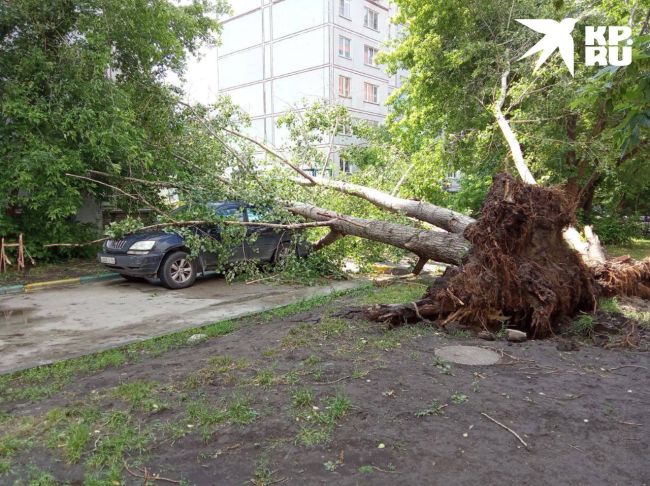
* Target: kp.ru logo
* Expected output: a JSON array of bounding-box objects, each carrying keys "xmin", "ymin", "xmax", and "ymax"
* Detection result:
[{"xmin": 516, "ymin": 18, "xmax": 633, "ymax": 76}]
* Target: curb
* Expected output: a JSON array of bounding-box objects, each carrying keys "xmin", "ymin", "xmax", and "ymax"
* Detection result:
[{"xmin": 0, "ymin": 273, "xmax": 120, "ymax": 296}]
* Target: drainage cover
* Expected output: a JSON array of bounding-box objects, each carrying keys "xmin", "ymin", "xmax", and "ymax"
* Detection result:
[{"xmin": 434, "ymin": 345, "xmax": 500, "ymax": 365}]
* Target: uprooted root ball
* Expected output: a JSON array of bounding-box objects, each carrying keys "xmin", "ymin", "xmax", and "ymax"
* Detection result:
[{"xmin": 369, "ymin": 173, "xmax": 601, "ymax": 338}]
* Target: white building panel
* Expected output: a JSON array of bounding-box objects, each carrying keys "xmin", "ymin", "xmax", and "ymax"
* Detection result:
[
  {"xmin": 220, "ymin": 10, "xmax": 262, "ymax": 55},
  {"xmin": 218, "ymin": 47, "xmax": 264, "ymax": 89},
  {"xmin": 272, "ymin": 28, "xmax": 328, "ymax": 77},
  {"xmin": 272, "ymin": 0, "xmax": 327, "ymax": 39},
  {"xmin": 272, "ymin": 67, "xmax": 330, "ymax": 113}
]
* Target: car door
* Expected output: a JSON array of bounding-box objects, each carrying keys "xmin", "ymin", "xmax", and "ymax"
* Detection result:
[
  {"xmin": 203, "ymin": 203, "xmax": 247, "ymax": 267},
  {"xmin": 244, "ymin": 206, "xmax": 283, "ymax": 261}
]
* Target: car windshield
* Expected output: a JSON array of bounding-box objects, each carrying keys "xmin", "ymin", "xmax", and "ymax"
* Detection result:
[
  {"xmin": 171, "ymin": 202, "xmax": 244, "ymax": 221},
  {"xmin": 207, "ymin": 203, "xmax": 244, "ymax": 220}
]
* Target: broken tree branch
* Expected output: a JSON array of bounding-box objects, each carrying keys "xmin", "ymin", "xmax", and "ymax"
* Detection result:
[
  {"xmin": 481, "ymin": 412, "xmax": 529, "ymax": 449},
  {"xmin": 45, "ymin": 219, "xmax": 338, "ymax": 248}
]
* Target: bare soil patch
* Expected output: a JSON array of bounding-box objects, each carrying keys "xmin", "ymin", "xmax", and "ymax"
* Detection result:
[{"xmin": 1, "ymin": 282, "xmax": 648, "ymax": 485}]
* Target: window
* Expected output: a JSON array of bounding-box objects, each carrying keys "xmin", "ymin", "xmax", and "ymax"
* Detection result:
[
  {"xmin": 246, "ymin": 207, "xmax": 268, "ymax": 222},
  {"xmin": 338, "ymin": 75, "xmax": 351, "ymax": 98},
  {"xmin": 338, "ymin": 36, "xmax": 351, "ymax": 59},
  {"xmin": 364, "ymin": 45, "xmax": 379, "ymax": 66},
  {"xmin": 339, "ymin": 0, "xmax": 351, "ymax": 18},
  {"xmin": 364, "ymin": 7, "xmax": 379, "ymax": 30},
  {"xmin": 364, "ymin": 82, "xmax": 378, "ymax": 103},
  {"xmin": 340, "ymin": 157, "xmax": 351, "ymax": 174}
]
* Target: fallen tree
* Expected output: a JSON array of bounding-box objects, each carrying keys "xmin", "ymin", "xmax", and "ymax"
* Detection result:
[
  {"xmin": 290, "ymin": 170, "xmax": 649, "ymax": 337},
  {"xmin": 54, "ymin": 90, "xmax": 647, "ymax": 339}
]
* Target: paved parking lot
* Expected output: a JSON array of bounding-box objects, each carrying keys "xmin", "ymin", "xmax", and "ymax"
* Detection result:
[{"xmin": 0, "ymin": 276, "xmax": 361, "ymax": 374}]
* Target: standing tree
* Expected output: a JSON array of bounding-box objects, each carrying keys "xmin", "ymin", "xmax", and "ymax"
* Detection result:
[{"xmin": 0, "ymin": 0, "xmax": 228, "ymax": 256}]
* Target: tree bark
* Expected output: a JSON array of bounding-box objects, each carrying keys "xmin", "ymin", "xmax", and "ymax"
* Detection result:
[
  {"xmin": 287, "ymin": 203, "xmax": 470, "ymax": 266},
  {"xmin": 292, "ymin": 176, "xmax": 475, "ymax": 234}
]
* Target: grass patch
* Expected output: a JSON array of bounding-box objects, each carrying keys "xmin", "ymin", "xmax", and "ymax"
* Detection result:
[
  {"xmin": 599, "ymin": 298, "xmax": 621, "ymax": 313},
  {"xmin": 112, "ymin": 380, "xmax": 162, "ymax": 412},
  {"xmin": 61, "ymin": 422, "xmax": 91, "ymax": 463},
  {"xmin": 294, "ymin": 392, "xmax": 352, "ymax": 447},
  {"xmin": 359, "ymin": 282, "xmax": 427, "ymax": 306},
  {"xmin": 451, "ymin": 393, "xmax": 468, "ymax": 404},
  {"xmin": 295, "ymin": 426, "xmax": 331, "ymax": 446},
  {"xmin": 291, "ymin": 388, "xmax": 315, "ymax": 408},
  {"xmin": 186, "ymin": 394, "xmax": 258, "ymax": 430},
  {"xmin": 570, "ymin": 314, "xmax": 596, "ymax": 337},
  {"xmin": 606, "ymin": 238, "xmax": 650, "ymax": 261},
  {"xmin": 598, "ymin": 297, "xmax": 650, "ymax": 328}
]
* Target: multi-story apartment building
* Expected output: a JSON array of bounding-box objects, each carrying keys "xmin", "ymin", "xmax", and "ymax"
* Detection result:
[{"xmin": 216, "ymin": 0, "xmax": 404, "ymax": 174}]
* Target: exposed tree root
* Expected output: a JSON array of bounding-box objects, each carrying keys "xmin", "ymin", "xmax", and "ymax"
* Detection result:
[
  {"xmin": 367, "ymin": 173, "xmax": 650, "ymax": 338},
  {"xmin": 592, "ymin": 256, "xmax": 650, "ymax": 300}
]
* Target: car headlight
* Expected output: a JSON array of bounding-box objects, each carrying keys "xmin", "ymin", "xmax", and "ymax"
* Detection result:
[{"xmin": 127, "ymin": 240, "xmax": 156, "ymax": 254}]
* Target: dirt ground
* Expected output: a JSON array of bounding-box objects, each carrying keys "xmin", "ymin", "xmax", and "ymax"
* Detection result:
[{"xmin": 1, "ymin": 282, "xmax": 649, "ymax": 485}]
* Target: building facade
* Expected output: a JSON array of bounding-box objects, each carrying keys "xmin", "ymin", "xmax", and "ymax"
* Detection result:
[{"xmin": 216, "ymin": 0, "xmax": 404, "ymax": 173}]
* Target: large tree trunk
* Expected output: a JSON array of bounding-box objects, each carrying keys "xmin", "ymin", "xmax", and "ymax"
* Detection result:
[
  {"xmin": 293, "ymin": 177, "xmax": 474, "ymax": 234},
  {"xmin": 288, "ymin": 203, "xmax": 470, "ymax": 266}
]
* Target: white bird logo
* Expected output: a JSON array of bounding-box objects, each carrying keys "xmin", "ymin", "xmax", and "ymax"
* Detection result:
[{"xmin": 516, "ymin": 18, "xmax": 578, "ymax": 76}]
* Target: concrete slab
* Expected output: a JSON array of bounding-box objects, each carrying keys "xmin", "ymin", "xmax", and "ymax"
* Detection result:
[
  {"xmin": 435, "ymin": 345, "xmax": 500, "ymax": 365},
  {"xmin": 0, "ymin": 276, "xmax": 363, "ymax": 374}
]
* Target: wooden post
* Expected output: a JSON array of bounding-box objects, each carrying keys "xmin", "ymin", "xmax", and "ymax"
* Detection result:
[
  {"xmin": 0, "ymin": 234, "xmax": 27, "ymax": 272},
  {"xmin": 17, "ymin": 233, "xmax": 25, "ymax": 270},
  {"xmin": 0, "ymin": 238, "xmax": 6, "ymax": 273}
]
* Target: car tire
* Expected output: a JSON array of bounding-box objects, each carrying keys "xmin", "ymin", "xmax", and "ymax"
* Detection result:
[
  {"xmin": 159, "ymin": 250, "xmax": 197, "ymax": 289},
  {"xmin": 119, "ymin": 274, "xmax": 146, "ymax": 283}
]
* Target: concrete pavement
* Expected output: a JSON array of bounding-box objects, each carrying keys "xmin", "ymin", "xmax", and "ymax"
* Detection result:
[{"xmin": 0, "ymin": 275, "xmax": 363, "ymax": 374}]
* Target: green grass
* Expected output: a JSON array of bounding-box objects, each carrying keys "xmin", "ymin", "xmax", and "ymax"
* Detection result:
[
  {"xmin": 293, "ymin": 392, "xmax": 352, "ymax": 446},
  {"xmin": 415, "ymin": 400, "xmax": 446, "ymax": 417},
  {"xmin": 599, "ymin": 298, "xmax": 621, "ymax": 313},
  {"xmin": 599, "ymin": 297, "xmax": 650, "ymax": 328},
  {"xmin": 251, "ymin": 457, "xmax": 278, "ymax": 486},
  {"xmin": 359, "ymin": 282, "xmax": 427, "ymax": 306},
  {"xmin": 291, "ymin": 388, "xmax": 315, "ymax": 408},
  {"xmin": 451, "ymin": 393, "xmax": 468, "ymax": 404},
  {"xmin": 570, "ymin": 314, "xmax": 596, "ymax": 337},
  {"xmin": 62, "ymin": 422, "xmax": 91, "ymax": 463},
  {"xmin": 295, "ymin": 426, "xmax": 331, "ymax": 446},
  {"xmin": 112, "ymin": 380, "xmax": 161, "ymax": 412},
  {"xmin": 186, "ymin": 394, "xmax": 258, "ymax": 429},
  {"xmin": 606, "ymin": 238, "xmax": 650, "ymax": 261}
]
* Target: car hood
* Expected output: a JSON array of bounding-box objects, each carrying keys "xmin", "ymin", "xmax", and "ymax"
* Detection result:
[{"xmin": 104, "ymin": 230, "xmax": 181, "ymax": 252}]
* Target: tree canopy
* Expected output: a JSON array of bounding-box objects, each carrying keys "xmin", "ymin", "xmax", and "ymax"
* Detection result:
[
  {"xmin": 381, "ymin": 0, "xmax": 649, "ymax": 217},
  {"xmin": 0, "ymin": 0, "xmax": 227, "ymax": 255}
]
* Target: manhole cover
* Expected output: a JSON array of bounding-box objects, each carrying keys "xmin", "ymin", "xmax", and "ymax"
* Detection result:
[{"xmin": 434, "ymin": 345, "xmax": 500, "ymax": 365}]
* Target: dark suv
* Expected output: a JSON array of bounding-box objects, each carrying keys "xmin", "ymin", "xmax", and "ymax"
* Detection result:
[{"xmin": 97, "ymin": 202, "xmax": 303, "ymax": 289}]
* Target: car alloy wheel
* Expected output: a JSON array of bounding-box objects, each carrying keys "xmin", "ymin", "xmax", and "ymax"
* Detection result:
[
  {"xmin": 170, "ymin": 257, "xmax": 193, "ymax": 283},
  {"xmin": 160, "ymin": 250, "xmax": 197, "ymax": 289}
]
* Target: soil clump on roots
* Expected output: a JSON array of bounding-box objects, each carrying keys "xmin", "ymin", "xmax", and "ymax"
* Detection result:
[{"xmin": 370, "ymin": 173, "xmax": 603, "ymax": 337}]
